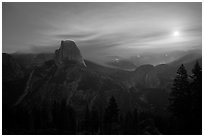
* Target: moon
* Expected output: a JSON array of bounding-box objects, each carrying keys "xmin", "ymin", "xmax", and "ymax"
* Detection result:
[{"xmin": 173, "ymin": 31, "xmax": 180, "ymax": 36}]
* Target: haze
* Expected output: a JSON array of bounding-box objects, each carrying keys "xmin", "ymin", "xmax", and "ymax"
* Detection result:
[{"xmin": 2, "ymin": 2, "xmax": 202, "ymax": 65}]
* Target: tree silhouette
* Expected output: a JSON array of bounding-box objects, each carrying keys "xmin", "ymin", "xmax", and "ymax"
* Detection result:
[
  {"xmin": 168, "ymin": 64, "xmax": 192, "ymax": 134},
  {"xmin": 190, "ymin": 61, "xmax": 202, "ymax": 134},
  {"xmin": 90, "ymin": 106, "xmax": 100, "ymax": 134},
  {"xmin": 124, "ymin": 111, "xmax": 134, "ymax": 134},
  {"xmin": 122, "ymin": 108, "xmax": 138, "ymax": 134},
  {"xmin": 169, "ymin": 64, "xmax": 190, "ymax": 118},
  {"xmin": 169, "ymin": 63, "xmax": 202, "ymax": 134},
  {"xmin": 52, "ymin": 101, "xmax": 61, "ymax": 130},
  {"xmin": 133, "ymin": 108, "xmax": 139, "ymax": 134},
  {"xmin": 83, "ymin": 104, "xmax": 91, "ymax": 133},
  {"xmin": 103, "ymin": 96, "xmax": 119, "ymax": 134},
  {"xmin": 52, "ymin": 100, "xmax": 77, "ymax": 134}
]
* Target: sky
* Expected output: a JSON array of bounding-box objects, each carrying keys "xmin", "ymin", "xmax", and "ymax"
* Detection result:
[{"xmin": 2, "ymin": 2, "xmax": 202, "ymax": 65}]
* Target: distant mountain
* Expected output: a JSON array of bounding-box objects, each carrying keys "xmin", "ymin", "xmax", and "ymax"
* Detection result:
[
  {"xmin": 169, "ymin": 53, "xmax": 201, "ymax": 68},
  {"xmin": 106, "ymin": 59, "xmax": 137, "ymax": 70},
  {"xmin": 129, "ymin": 51, "xmax": 183, "ymax": 66},
  {"xmin": 12, "ymin": 53, "xmax": 54, "ymax": 69},
  {"xmin": 133, "ymin": 64, "xmax": 160, "ymax": 88},
  {"xmin": 14, "ymin": 40, "xmax": 130, "ymax": 120},
  {"xmin": 6, "ymin": 50, "xmax": 201, "ymax": 91},
  {"xmin": 131, "ymin": 52, "xmax": 202, "ymax": 89}
]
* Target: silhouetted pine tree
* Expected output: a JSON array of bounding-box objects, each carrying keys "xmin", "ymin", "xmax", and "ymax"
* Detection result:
[
  {"xmin": 124, "ymin": 111, "xmax": 134, "ymax": 134},
  {"xmin": 191, "ymin": 61, "xmax": 202, "ymax": 109},
  {"xmin": 169, "ymin": 64, "xmax": 195, "ymax": 134},
  {"xmin": 59, "ymin": 100, "xmax": 67, "ymax": 132},
  {"xmin": 52, "ymin": 101, "xmax": 61, "ymax": 130},
  {"xmin": 103, "ymin": 96, "xmax": 119, "ymax": 134},
  {"xmin": 119, "ymin": 114, "xmax": 125, "ymax": 134},
  {"xmin": 53, "ymin": 100, "xmax": 77, "ymax": 134},
  {"xmin": 190, "ymin": 61, "xmax": 202, "ymax": 134},
  {"xmin": 14, "ymin": 106, "xmax": 30, "ymax": 130},
  {"xmin": 133, "ymin": 108, "xmax": 139, "ymax": 134},
  {"xmin": 123, "ymin": 108, "xmax": 138, "ymax": 135},
  {"xmin": 169, "ymin": 64, "xmax": 190, "ymax": 118},
  {"xmin": 90, "ymin": 106, "xmax": 99, "ymax": 134},
  {"xmin": 66, "ymin": 105, "xmax": 77, "ymax": 134},
  {"xmin": 83, "ymin": 104, "xmax": 91, "ymax": 134},
  {"xmin": 32, "ymin": 108, "xmax": 41, "ymax": 130}
]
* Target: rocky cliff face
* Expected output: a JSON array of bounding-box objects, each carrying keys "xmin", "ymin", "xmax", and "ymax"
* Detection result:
[
  {"xmin": 133, "ymin": 65, "xmax": 160, "ymax": 88},
  {"xmin": 15, "ymin": 40, "xmax": 129, "ymax": 119},
  {"xmin": 55, "ymin": 40, "xmax": 86, "ymax": 67}
]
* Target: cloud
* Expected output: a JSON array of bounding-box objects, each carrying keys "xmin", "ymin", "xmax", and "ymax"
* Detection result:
[
  {"xmin": 26, "ymin": 44, "xmax": 58, "ymax": 53},
  {"xmin": 55, "ymin": 31, "xmax": 98, "ymax": 40}
]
